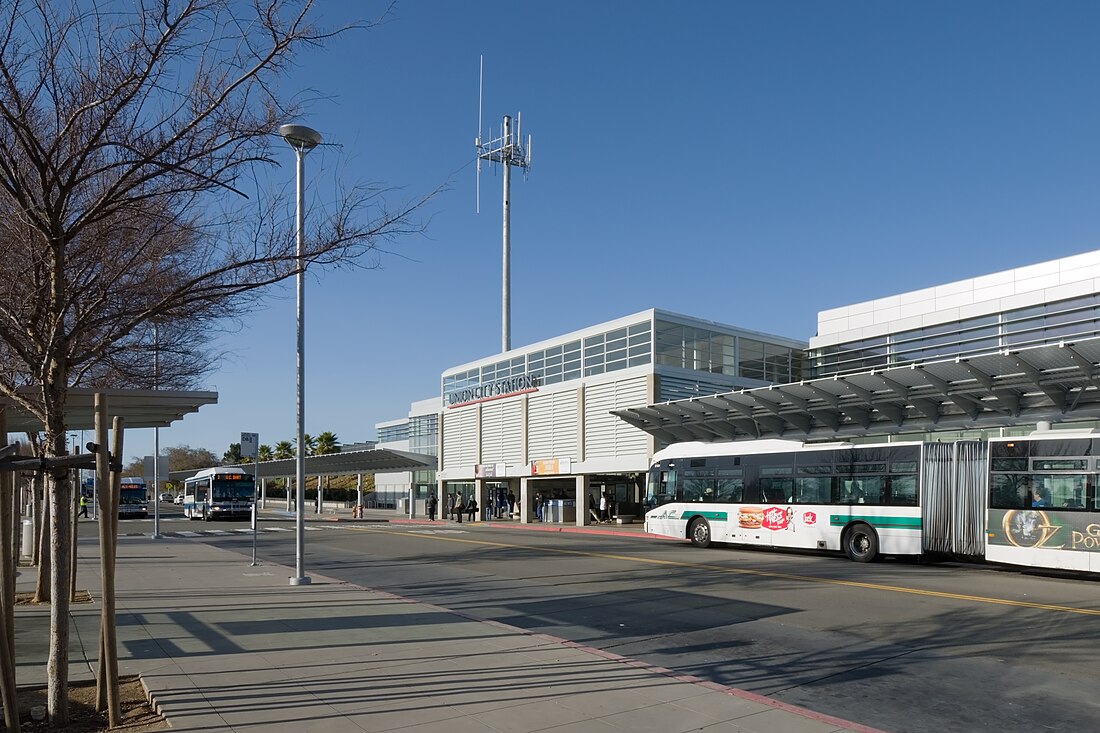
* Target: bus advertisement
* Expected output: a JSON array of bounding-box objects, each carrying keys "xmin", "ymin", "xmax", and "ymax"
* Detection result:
[
  {"xmin": 183, "ymin": 467, "xmax": 254, "ymax": 520},
  {"xmin": 644, "ymin": 432, "xmax": 1100, "ymax": 575}
]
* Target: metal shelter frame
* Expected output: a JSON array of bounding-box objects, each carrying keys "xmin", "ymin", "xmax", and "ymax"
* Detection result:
[
  {"xmin": 168, "ymin": 448, "xmax": 436, "ymax": 484},
  {"xmin": 613, "ymin": 336, "xmax": 1100, "ymax": 444}
]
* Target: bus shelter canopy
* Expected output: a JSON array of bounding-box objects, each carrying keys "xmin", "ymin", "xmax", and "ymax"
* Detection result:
[
  {"xmin": 614, "ymin": 336, "xmax": 1100, "ymax": 444},
  {"xmin": 169, "ymin": 447, "xmax": 437, "ymax": 483},
  {"xmin": 0, "ymin": 387, "xmax": 218, "ymax": 433}
]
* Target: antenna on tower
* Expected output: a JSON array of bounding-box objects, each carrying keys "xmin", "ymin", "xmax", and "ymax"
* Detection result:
[{"xmin": 474, "ymin": 56, "xmax": 532, "ymax": 353}]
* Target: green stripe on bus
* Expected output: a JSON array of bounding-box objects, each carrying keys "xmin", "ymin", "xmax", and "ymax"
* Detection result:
[
  {"xmin": 681, "ymin": 510, "xmax": 729, "ymax": 522},
  {"xmin": 829, "ymin": 515, "xmax": 922, "ymax": 530}
]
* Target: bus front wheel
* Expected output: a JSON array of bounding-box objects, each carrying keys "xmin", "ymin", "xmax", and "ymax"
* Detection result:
[
  {"xmin": 689, "ymin": 518, "xmax": 712, "ymax": 548},
  {"xmin": 843, "ymin": 523, "xmax": 878, "ymax": 563}
]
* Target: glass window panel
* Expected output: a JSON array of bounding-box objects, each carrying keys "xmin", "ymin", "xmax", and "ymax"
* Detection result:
[
  {"xmin": 606, "ymin": 358, "xmax": 628, "ymax": 372},
  {"xmin": 1032, "ymin": 474, "xmax": 1087, "ymax": 508},
  {"xmin": 888, "ymin": 476, "xmax": 918, "ymax": 505},
  {"xmin": 607, "ymin": 327, "xmax": 628, "ymax": 341},
  {"xmin": 793, "ymin": 476, "xmax": 832, "ymax": 503},
  {"xmin": 628, "ymin": 354, "xmax": 649, "ymax": 367},
  {"xmin": 990, "ymin": 474, "xmax": 1029, "ymax": 508}
]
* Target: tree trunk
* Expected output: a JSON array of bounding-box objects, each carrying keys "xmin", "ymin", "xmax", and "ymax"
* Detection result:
[
  {"xmin": 0, "ymin": 410, "xmax": 20, "ymax": 731},
  {"xmin": 69, "ymin": 472, "xmax": 78, "ymax": 603},
  {"xmin": 94, "ymin": 406, "xmax": 121, "ymax": 725},
  {"xmin": 46, "ymin": 440, "xmax": 72, "ymax": 725},
  {"xmin": 34, "ymin": 479, "xmax": 50, "ymax": 603}
]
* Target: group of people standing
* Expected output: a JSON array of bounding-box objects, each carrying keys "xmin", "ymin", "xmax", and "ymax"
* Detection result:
[
  {"xmin": 425, "ymin": 492, "xmax": 479, "ymax": 522},
  {"xmin": 423, "ymin": 488, "xmax": 616, "ymax": 524}
]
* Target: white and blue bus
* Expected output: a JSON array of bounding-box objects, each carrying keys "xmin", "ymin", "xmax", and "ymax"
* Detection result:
[
  {"xmin": 119, "ymin": 477, "xmax": 149, "ymax": 519},
  {"xmin": 183, "ymin": 468, "xmax": 255, "ymax": 520},
  {"xmin": 644, "ymin": 432, "xmax": 1100, "ymax": 574}
]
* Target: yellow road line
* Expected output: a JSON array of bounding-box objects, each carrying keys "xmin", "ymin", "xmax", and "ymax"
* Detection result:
[{"xmin": 348, "ymin": 524, "xmax": 1100, "ymax": 617}]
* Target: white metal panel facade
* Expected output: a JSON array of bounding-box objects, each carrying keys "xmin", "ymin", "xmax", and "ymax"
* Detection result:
[
  {"xmin": 528, "ymin": 389, "xmax": 579, "ymax": 461},
  {"xmin": 442, "ymin": 407, "xmax": 478, "ymax": 471},
  {"xmin": 584, "ymin": 377, "xmax": 649, "ymax": 459},
  {"xmin": 480, "ymin": 400, "xmax": 524, "ymax": 464}
]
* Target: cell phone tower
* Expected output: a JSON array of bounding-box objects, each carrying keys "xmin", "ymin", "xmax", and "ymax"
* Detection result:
[{"xmin": 476, "ymin": 57, "xmax": 532, "ymax": 353}]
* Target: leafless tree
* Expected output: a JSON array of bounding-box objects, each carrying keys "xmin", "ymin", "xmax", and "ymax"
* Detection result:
[{"xmin": 0, "ymin": 0, "xmax": 431, "ymax": 725}]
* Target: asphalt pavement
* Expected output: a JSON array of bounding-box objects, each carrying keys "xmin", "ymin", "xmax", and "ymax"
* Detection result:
[{"xmin": 14, "ymin": 508, "xmax": 888, "ymax": 732}]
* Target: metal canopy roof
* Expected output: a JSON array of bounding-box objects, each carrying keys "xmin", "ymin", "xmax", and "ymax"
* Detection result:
[
  {"xmin": 169, "ymin": 448, "xmax": 437, "ymax": 482},
  {"xmin": 613, "ymin": 337, "xmax": 1100, "ymax": 444},
  {"xmin": 0, "ymin": 387, "xmax": 218, "ymax": 432}
]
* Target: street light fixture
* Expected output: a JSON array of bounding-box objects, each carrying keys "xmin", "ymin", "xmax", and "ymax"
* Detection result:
[{"xmin": 279, "ymin": 123, "xmax": 322, "ymax": 586}]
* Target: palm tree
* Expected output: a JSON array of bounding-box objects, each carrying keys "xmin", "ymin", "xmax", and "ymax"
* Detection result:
[
  {"xmin": 299, "ymin": 433, "xmax": 317, "ymax": 456},
  {"xmin": 273, "ymin": 441, "xmax": 294, "ymax": 460},
  {"xmin": 257, "ymin": 444, "xmax": 273, "ymax": 463},
  {"xmin": 315, "ymin": 431, "xmax": 340, "ymax": 455}
]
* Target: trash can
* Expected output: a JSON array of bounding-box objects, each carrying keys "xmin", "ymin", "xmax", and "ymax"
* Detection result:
[{"xmin": 20, "ymin": 520, "xmax": 33, "ymax": 559}]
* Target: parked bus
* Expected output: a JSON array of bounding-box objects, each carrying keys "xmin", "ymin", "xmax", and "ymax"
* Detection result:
[
  {"xmin": 119, "ymin": 477, "xmax": 149, "ymax": 519},
  {"xmin": 644, "ymin": 431, "xmax": 1100, "ymax": 574},
  {"xmin": 183, "ymin": 468, "xmax": 255, "ymax": 520}
]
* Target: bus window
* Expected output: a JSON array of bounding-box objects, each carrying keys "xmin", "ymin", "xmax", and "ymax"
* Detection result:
[
  {"xmin": 793, "ymin": 476, "xmax": 831, "ymax": 504},
  {"xmin": 887, "ymin": 475, "xmax": 918, "ymax": 506},
  {"xmin": 1033, "ymin": 474, "xmax": 1087, "ymax": 509},
  {"xmin": 682, "ymin": 470, "xmax": 714, "ymax": 502},
  {"xmin": 646, "ymin": 467, "xmax": 677, "ymax": 508},
  {"xmin": 716, "ymin": 476, "xmax": 743, "ymax": 503},
  {"xmin": 760, "ymin": 478, "xmax": 792, "ymax": 503},
  {"xmin": 990, "ymin": 474, "xmax": 1029, "ymax": 509}
]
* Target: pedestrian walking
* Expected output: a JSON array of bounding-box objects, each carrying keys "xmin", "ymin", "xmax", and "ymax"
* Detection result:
[
  {"xmin": 507, "ymin": 490, "xmax": 516, "ymax": 518},
  {"xmin": 78, "ymin": 494, "xmax": 88, "ymax": 518},
  {"xmin": 426, "ymin": 493, "xmax": 438, "ymax": 521},
  {"xmin": 466, "ymin": 495, "xmax": 478, "ymax": 523},
  {"xmin": 446, "ymin": 492, "xmax": 456, "ymax": 520},
  {"xmin": 455, "ymin": 494, "xmax": 466, "ymax": 523},
  {"xmin": 600, "ymin": 491, "xmax": 609, "ymax": 523}
]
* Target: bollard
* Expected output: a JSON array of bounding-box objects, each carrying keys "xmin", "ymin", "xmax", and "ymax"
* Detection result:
[{"xmin": 20, "ymin": 519, "xmax": 34, "ymax": 559}]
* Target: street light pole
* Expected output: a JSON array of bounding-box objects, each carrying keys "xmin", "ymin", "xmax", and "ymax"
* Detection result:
[
  {"xmin": 152, "ymin": 322, "xmax": 162, "ymax": 539},
  {"xmin": 279, "ymin": 123, "xmax": 322, "ymax": 587}
]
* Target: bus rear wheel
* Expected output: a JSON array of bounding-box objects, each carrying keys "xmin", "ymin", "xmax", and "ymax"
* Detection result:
[
  {"xmin": 843, "ymin": 523, "xmax": 879, "ymax": 563},
  {"xmin": 689, "ymin": 517, "xmax": 712, "ymax": 548}
]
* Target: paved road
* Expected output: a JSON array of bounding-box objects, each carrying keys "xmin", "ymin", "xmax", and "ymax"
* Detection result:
[{"xmin": 113, "ymin": 517, "xmax": 1100, "ymax": 733}]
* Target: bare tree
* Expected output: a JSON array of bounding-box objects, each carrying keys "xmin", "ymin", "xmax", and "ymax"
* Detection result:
[{"xmin": 0, "ymin": 0, "xmax": 432, "ymax": 724}]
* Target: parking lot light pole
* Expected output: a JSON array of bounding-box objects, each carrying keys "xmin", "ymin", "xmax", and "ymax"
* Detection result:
[{"xmin": 279, "ymin": 123, "xmax": 322, "ymax": 587}]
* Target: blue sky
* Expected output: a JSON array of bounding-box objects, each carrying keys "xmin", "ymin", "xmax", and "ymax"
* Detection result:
[{"xmin": 125, "ymin": 0, "xmax": 1100, "ymax": 463}]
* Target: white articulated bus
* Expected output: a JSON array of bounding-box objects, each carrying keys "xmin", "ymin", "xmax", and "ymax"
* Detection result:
[
  {"xmin": 183, "ymin": 467, "xmax": 255, "ymax": 520},
  {"xmin": 644, "ymin": 432, "xmax": 1100, "ymax": 574}
]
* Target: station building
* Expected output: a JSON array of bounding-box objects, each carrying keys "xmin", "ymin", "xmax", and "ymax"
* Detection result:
[
  {"xmin": 376, "ymin": 309, "xmax": 806, "ymax": 522},
  {"xmin": 378, "ymin": 249, "xmax": 1100, "ymax": 524}
]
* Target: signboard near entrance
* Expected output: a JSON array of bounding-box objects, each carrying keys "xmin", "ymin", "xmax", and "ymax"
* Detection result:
[{"xmin": 531, "ymin": 458, "xmax": 571, "ymax": 476}]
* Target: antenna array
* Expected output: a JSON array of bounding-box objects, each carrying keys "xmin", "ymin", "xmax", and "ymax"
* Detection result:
[{"xmin": 474, "ymin": 57, "xmax": 533, "ymax": 353}]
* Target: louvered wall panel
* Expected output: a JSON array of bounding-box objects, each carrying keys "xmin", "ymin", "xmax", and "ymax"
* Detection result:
[
  {"xmin": 442, "ymin": 407, "xmax": 477, "ymax": 470},
  {"xmin": 481, "ymin": 400, "xmax": 524, "ymax": 464},
  {"xmin": 527, "ymin": 390, "xmax": 578, "ymax": 460},
  {"xmin": 584, "ymin": 377, "xmax": 650, "ymax": 459}
]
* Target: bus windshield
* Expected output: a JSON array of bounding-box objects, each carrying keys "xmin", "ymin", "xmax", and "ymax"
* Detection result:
[
  {"xmin": 120, "ymin": 488, "xmax": 146, "ymax": 506},
  {"xmin": 211, "ymin": 478, "xmax": 255, "ymax": 502}
]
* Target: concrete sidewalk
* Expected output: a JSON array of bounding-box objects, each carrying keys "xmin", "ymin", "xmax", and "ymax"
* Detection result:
[{"xmin": 16, "ymin": 524, "xmax": 887, "ymax": 733}]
